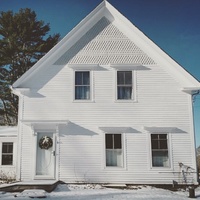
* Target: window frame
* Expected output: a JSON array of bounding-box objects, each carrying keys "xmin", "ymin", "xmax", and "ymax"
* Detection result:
[
  {"xmin": 73, "ymin": 70, "xmax": 93, "ymax": 102},
  {"xmin": 150, "ymin": 133, "xmax": 171, "ymax": 169},
  {"xmin": 115, "ymin": 70, "xmax": 136, "ymax": 102},
  {"xmin": 1, "ymin": 142, "xmax": 13, "ymax": 166},
  {"xmin": 103, "ymin": 133, "xmax": 126, "ymax": 169},
  {"xmin": 0, "ymin": 139, "xmax": 16, "ymax": 167}
]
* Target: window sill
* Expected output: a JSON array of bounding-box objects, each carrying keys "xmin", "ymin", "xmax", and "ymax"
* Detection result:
[
  {"xmin": 103, "ymin": 166, "xmax": 127, "ymax": 171},
  {"xmin": 115, "ymin": 99, "xmax": 137, "ymax": 103},
  {"xmin": 150, "ymin": 166, "xmax": 172, "ymax": 171},
  {"xmin": 73, "ymin": 100, "xmax": 95, "ymax": 103}
]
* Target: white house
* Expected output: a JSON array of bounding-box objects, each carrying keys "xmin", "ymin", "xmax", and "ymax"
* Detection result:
[
  {"xmin": 0, "ymin": 126, "xmax": 17, "ymax": 180},
  {"xmin": 11, "ymin": 1, "xmax": 200, "ymax": 185}
]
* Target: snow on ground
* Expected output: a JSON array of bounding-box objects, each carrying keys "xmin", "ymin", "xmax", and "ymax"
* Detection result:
[{"xmin": 0, "ymin": 184, "xmax": 199, "ymax": 199}]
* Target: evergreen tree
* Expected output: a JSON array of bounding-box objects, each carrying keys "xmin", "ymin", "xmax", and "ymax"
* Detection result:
[{"xmin": 0, "ymin": 8, "xmax": 60, "ymax": 125}]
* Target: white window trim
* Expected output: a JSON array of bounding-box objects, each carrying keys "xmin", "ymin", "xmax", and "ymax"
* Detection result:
[
  {"xmin": 73, "ymin": 70, "xmax": 94, "ymax": 102},
  {"xmin": 114, "ymin": 70, "xmax": 137, "ymax": 102},
  {"xmin": 0, "ymin": 138, "xmax": 17, "ymax": 167},
  {"xmin": 102, "ymin": 133, "xmax": 127, "ymax": 170},
  {"xmin": 148, "ymin": 133, "xmax": 173, "ymax": 171}
]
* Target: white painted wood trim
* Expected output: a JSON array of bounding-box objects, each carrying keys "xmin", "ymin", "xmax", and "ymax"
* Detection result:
[
  {"xmin": 188, "ymin": 95, "xmax": 198, "ymax": 184},
  {"xmin": 55, "ymin": 126, "xmax": 59, "ymax": 181},
  {"xmin": 16, "ymin": 96, "xmax": 23, "ymax": 181}
]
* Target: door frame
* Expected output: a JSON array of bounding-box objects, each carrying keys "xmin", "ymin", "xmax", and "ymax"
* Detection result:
[{"xmin": 32, "ymin": 130, "xmax": 57, "ymax": 180}]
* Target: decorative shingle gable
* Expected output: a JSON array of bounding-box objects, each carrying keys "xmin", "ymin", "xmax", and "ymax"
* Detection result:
[{"xmin": 54, "ymin": 17, "xmax": 156, "ymax": 65}]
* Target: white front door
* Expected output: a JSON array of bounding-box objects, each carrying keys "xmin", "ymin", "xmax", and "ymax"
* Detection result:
[{"xmin": 35, "ymin": 132, "xmax": 56, "ymax": 179}]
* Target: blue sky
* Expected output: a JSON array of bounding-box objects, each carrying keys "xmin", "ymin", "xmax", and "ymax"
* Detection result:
[{"xmin": 1, "ymin": 0, "xmax": 200, "ymax": 146}]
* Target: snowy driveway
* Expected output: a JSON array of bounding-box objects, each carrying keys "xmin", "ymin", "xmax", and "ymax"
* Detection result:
[{"xmin": 0, "ymin": 184, "xmax": 200, "ymax": 199}]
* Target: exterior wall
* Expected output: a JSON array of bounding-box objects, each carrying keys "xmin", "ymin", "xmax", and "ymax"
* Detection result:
[{"xmin": 18, "ymin": 63, "xmax": 197, "ymax": 184}]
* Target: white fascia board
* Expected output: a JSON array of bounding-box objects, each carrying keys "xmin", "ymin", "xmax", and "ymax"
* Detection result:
[
  {"xmin": 182, "ymin": 87, "xmax": 200, "ymax": 94},
  {"xmin": 21, "ymin": 120, "xmax": 69, "ymax": 126},
  {"xmin": 11, "ymin": 86, "xmax": 30, "ymax": 96},
  {"xmin": 12, "ymin": 1, "xmax": 112, "ymax": 88}
]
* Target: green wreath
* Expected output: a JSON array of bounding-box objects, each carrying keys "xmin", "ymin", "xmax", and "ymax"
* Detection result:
[{"xmin": 39, "ymin": 136, "xmax": 53, "ymax": 150}]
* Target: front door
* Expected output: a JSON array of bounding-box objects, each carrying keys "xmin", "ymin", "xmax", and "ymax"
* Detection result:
[{"xmin": 35, "ymin": 132, "xmax": 56, "ymax": 179}]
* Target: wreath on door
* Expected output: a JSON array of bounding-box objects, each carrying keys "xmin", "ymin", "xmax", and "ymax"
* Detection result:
[{"xmin": 39, "ymin": 136, "xmax": 53, "ymax": 150}]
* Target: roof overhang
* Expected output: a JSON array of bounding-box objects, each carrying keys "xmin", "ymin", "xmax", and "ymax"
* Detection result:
[
  {"xmin": 99, "ymin": 127, "xmax": 140, "ymax": 133},
  {"xmin": 144, "ymin": 126, "xmax": 186, "ymax": 133},
  {"xmin": 21, "ymin": 120, "xmax": 69, "ymax": 131},
  {"xmin": 182, "ymin": 87, "xmax": 200, "ymax": 95},
  {"xmin": 10, "ymin": 86, "xmax": 30, "ymax": 96}
]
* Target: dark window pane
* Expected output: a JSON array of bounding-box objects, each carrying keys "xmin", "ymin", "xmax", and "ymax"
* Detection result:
[
  {"xmin": 151, "ymin": 134, "xmax": 158, "ymax": 140},
  {"xmin": 82, "ymin": 72, "xmax": 90, "ymax": 85},
  {"xmin": 2, "ymin": 155, "xmax": 13, "ymax": 165},
  {"xmin": 151, "ymin": 140, "xmax": 158, "ymax": 149},
  {"xmin": 160, "ymin": 140, "xmax": 168, "ymax": 149},
  {"xmin": 117, "ymin": 71, "xmax": 124, "ymax": 85},
  {"xmin": 124, "ymin": 71, "xmax": 132, "ymax": 84},
  {"xmin": 159, "ymin": 134, "xmax": 167, "ymax": 139},
  {"xmin": 106, "ymin": 134, "xmax": 113, "ymax": 149},
  {"xmin": 114, "ymin": 134, "xmax": 121, "ymax": 149},
  {"xmin": 117, "ymin": 86, "xmax": 132, "ymax": 99},
  {"xmin": 75, "ymin": 71, "xmax": 90, "ymax": 85},
  {"xmin": 75, "ymin": 72, "xmax": 83, "ymax": 85},
  {"xmin": 2, "ymin": 143, "xmax": 13, "ymax": 153},
  {"xmin": 152, "ymin": 150, "xmax": 169, "ymax": 167},
  {"xmin": 75, "ymin": 86, "xmax": 90, "ymax": 99}
]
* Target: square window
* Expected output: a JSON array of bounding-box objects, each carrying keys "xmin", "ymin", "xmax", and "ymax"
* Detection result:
[
  {"xmin": 105, "ymin": 134, "xmax": 123, "ymax": 167},
  {"xmin": 117, "ymin": 71, "xmax": 133, "ymax": 100},
  {"xmin": 75, "ymin": 71, "xmax": 90, "ymax": 100},
  {"xmin": 2, "ymin": 143, "xmax": 13, "ymax": 165},
  {"xmin": 151, "ymin": 134, "xmax": 169, "ymax": 167}
]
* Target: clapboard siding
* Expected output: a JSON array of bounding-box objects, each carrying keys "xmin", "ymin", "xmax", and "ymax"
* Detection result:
[
  {"xmin": 20, "ymin": 125, "xmax": 33, "ymax": 180},
  {"xmin": 19, "ymin": 62, "xmax": 196, "ymax": 184}
]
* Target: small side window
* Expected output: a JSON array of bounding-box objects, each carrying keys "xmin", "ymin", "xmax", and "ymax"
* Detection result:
[
  {"xmin": 151, "ymin": 134, "xmax": 169, "ymax": 167},
  {"xmin": 2, "ymin": 142, "xmax": 13, "ymax": 165}
]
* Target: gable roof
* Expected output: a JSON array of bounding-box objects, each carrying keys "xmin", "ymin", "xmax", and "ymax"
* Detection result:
[{"xmin": 12, "ymin": 1, "xmax": 200, "ymax": 91}]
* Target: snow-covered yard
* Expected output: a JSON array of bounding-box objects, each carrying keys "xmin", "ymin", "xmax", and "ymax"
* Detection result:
[{"xmin": 0, "ymin": 184, "xmax": 199, "ymax": 199}]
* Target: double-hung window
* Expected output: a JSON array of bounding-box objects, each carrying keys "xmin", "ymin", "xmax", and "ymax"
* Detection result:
[
  {"xmin": 151, "ymin": 134, "xmax": 169, "ymax": 167},
  {"xmin": 75, "ymin": 71, "xmax": 90, "ymax": 100},
  {"xmin": 2, "ymin": 142, "xmax": 13, "ymax": 165},
  {"xmin": 105, "ymin": 134, "xmax": 123, "ymax": 167},
  {"xmin": 117, "ymin": 71, "xmax": 133, "ymax": 100}
]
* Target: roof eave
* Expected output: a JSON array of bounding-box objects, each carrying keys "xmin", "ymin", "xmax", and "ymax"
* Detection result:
[{"xmin": 12, "ymin": 1, "xmax": 114, "ymax": 88}]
